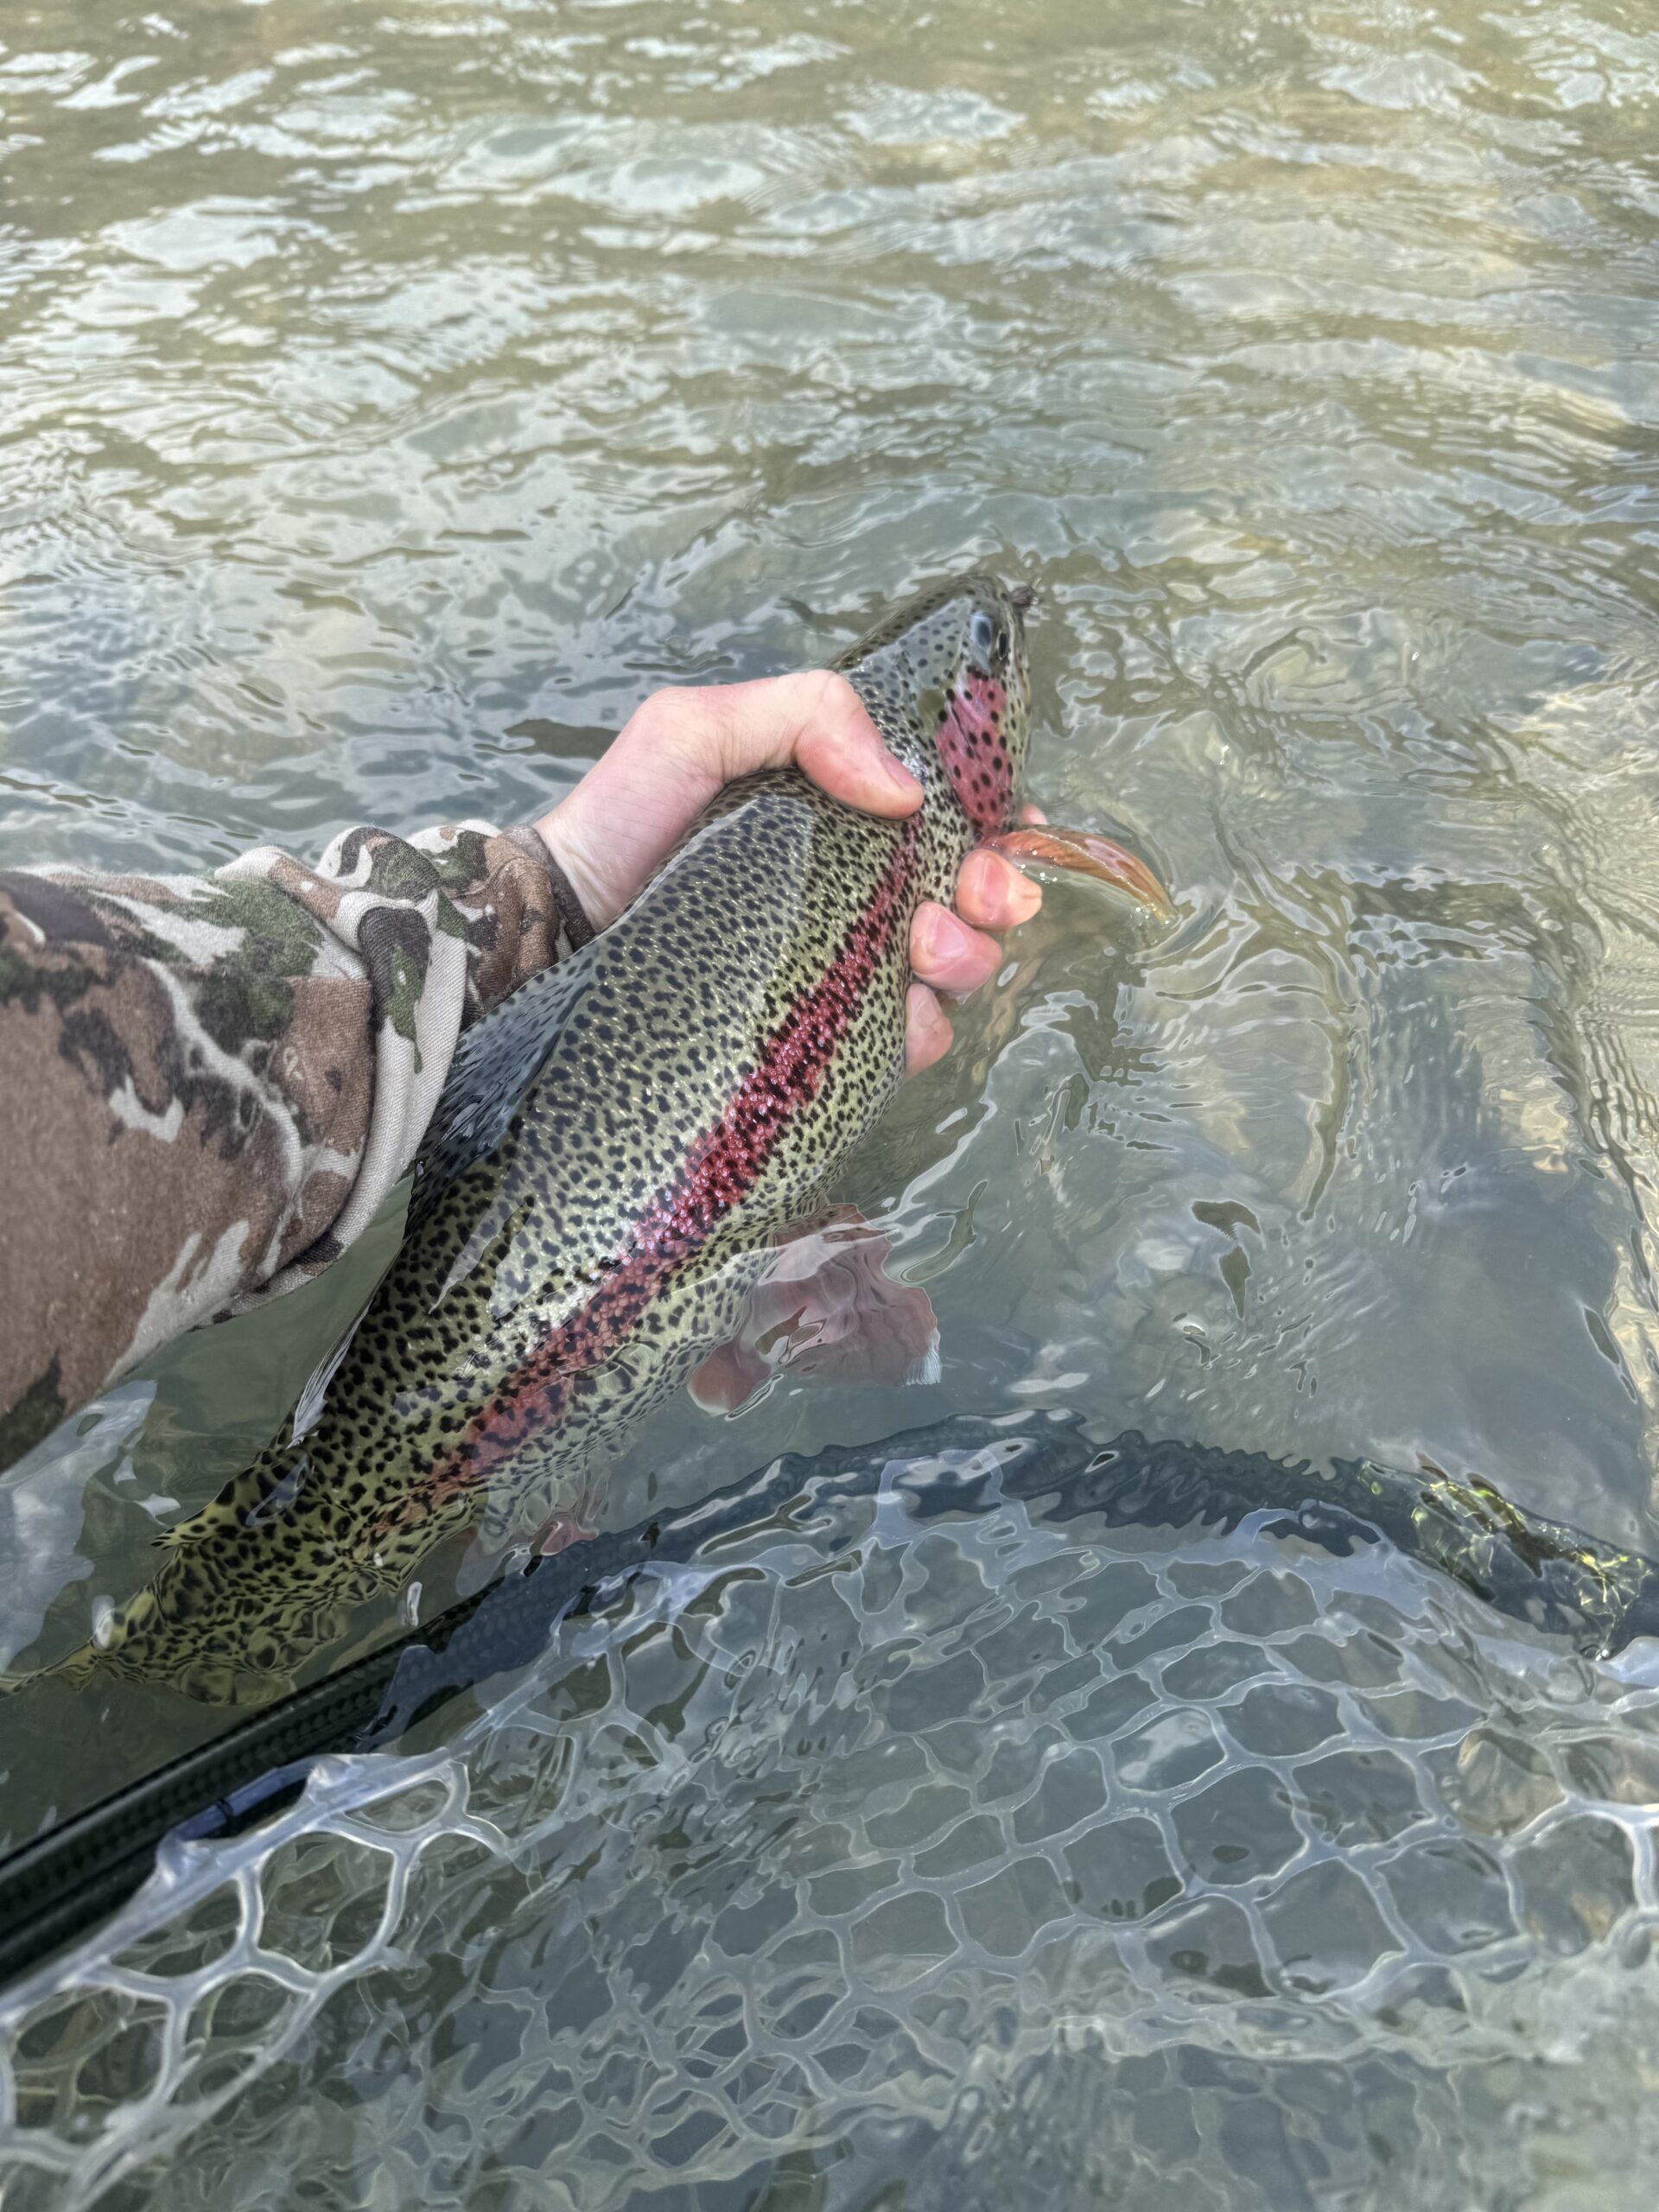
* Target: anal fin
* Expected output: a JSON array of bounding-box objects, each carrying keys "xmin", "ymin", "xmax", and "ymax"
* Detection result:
[{"xmin": 688, "ymin": 1205, "xmax": 940, "ymax": 1416}]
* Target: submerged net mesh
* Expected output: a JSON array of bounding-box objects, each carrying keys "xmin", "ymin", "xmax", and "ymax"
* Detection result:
[{"xmin": 5, "ymin": 1433, "xmax": 1659, "ymax": 2209}]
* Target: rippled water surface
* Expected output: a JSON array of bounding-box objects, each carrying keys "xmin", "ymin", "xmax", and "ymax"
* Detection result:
[{"xmin": 3, "ymin": 0, "xmax": 1659, "ymax": 2203}]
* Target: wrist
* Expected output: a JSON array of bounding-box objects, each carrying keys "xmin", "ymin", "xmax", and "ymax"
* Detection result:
[{"xmin": 533, "ymin": 800, "xmax": 620, "ymax": 935}]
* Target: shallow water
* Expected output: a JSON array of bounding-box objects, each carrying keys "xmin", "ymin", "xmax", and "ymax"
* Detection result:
[{"xmin": 3, "ymin": 0, "xmax": 1659, "ymax": 2202}]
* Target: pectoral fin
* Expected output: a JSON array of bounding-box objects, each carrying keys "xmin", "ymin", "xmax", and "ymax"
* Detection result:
[
  {"xmin": 985, "ymin": 824, "xmax": 1174, "ymax": 922},
  {"xmin": 689, "ymin": 1206, "xmax": 940, "ymax": 1416}
]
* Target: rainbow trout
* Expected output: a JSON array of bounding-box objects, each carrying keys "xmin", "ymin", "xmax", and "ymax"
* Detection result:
[{"xmin": 42, "ymin": 575, "xmax": 1170, "ymax": 1702}]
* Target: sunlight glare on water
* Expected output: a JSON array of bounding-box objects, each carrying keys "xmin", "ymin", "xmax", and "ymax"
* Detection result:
[{"xmin": 3, "ymin": 0, "xmax": 1659, "ymax": 2203}]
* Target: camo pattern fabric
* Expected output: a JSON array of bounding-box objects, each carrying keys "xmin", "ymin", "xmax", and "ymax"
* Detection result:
[{"xmin": 0, "ymin": 820, "xmax": 593, "ymax": 1473}]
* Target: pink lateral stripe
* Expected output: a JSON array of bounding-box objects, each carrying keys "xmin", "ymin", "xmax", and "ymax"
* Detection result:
[{"xmin": 376, "ymin": 823, "xmax": 921, "ymax": 1530}]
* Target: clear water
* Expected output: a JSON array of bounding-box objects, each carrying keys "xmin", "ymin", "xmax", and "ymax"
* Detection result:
[{"xmin": 3, "ymin": 0, "xmax": 1659, "ymax": 2202}]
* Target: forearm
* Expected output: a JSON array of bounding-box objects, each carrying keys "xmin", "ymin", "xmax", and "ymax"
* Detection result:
[{"xmin": 0, "ymin": 822, "xmax": 589, "ymax": 1469}]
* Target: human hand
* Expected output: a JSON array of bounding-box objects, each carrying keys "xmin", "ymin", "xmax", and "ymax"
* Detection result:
[{"xmin": 534, "ymin": 672, "xmax": 1043, "ymax": 1075}]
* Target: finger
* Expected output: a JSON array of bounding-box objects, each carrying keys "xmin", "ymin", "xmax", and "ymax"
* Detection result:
[
  {"xmin": 910, "ymin": 901, "xmax": 1003, "ymax": 996},
  {"xmin": 776, "ymin": 673, "xmax": 922, "ymax": 817},
  {"xmin": 711, "ymin": 671, "xmax": 921, "ymax": 815},
  {"xmin": 955, "ymin": 849, "xmax": 1042, "ymax": 931},
  {"xmin": 536, "ymin": 671, "xmax": 921, "ymax": 930},
  {"xmin": 1019, "ymin": 801, "xmax": 1046, "ymax": 826},
  {"xmin": 905, "ymin": 982, "xmax": 953, "ymax": 1076}
]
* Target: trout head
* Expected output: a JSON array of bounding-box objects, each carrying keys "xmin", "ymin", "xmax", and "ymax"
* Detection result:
[{"xmin": 835, "ymin": 574, "xmax": 1034, "ymax": 842}]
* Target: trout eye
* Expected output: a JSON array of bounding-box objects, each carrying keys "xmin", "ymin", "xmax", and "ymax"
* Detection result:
[{"xmin": 969, "ymin": 610, "xmax": 1003, "ymax": 666}]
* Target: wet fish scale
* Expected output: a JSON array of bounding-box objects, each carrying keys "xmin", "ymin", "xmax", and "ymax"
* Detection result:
[{"xmin": 64, "ymin": 575, "xmax": 1036, "ymax": 1701}]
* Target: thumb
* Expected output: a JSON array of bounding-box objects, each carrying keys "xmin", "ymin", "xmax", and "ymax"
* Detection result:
[
  {"xmin": 536, "ymin": 670, "xmax": 924, "ymax": 932},
  {"xmin": 707, "ymin": 671, "xmax": 921, "ymax": 817}
]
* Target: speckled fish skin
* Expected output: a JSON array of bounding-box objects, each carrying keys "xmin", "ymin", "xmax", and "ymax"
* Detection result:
[{"xmin": 61, "ymin": 575, "xmax": 1036, "ymax": 1702}]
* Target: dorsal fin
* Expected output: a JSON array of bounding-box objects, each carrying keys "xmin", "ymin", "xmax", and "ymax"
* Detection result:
[{"xmin": 410, "ymin": 954, "xmax": 593, "ymax": 1229}]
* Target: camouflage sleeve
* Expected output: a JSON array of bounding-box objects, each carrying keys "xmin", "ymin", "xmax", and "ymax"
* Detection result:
[{"xmin": 0, "ymin": 820, "xmax": 593, "ymax": 1470}]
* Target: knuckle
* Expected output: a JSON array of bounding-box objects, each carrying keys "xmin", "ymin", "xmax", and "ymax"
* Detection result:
[
  {"xmin": 811, "ymin": 667, "xmax": 864, "ymax": 734},
  {"xmin": 806, "ymin": 670, "xmax": 852, "ymax": 736}
]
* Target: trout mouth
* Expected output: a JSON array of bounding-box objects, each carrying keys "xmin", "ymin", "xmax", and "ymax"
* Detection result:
[{"xmin": 987, "ymin": 823, "xmax": 1176, "ymax": 923}]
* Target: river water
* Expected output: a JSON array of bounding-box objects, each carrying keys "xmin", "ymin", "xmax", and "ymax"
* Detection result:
[{"xmin": 3, "ymin": 1, "xmax": 1659, "ymax": 2205}]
